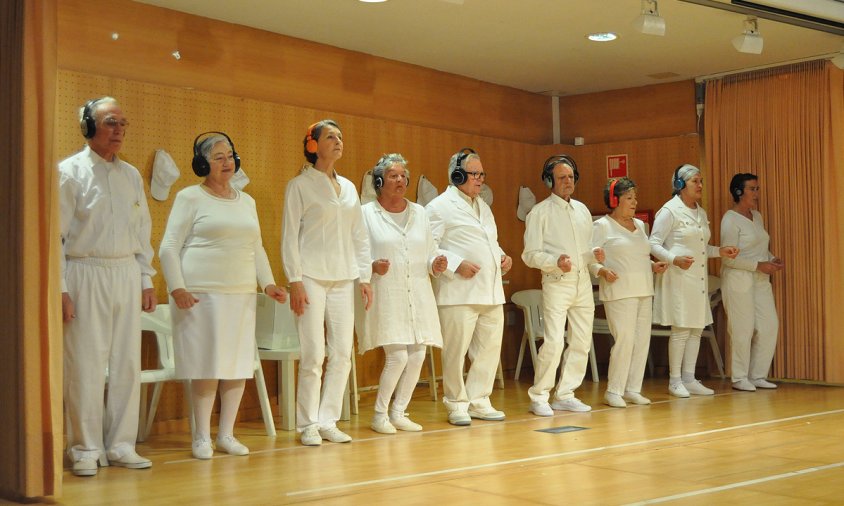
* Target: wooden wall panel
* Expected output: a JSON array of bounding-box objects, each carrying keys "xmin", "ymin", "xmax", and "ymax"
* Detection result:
[{"xmin": 559, "ymin": 80, "xmax": 698, "ymax": 144}]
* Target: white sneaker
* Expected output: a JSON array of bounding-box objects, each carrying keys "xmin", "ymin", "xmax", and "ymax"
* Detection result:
[
  {"xmin": 447, "ymin": 411, "xmax": 471, "ymax": 426},
  {"xmin": 684, "ymin": 380, "xmax": 715, "ymax": 396},
  {"xmin": 389, "ymin": 412, "xmax": 423, "ymax": 432},
  {"xmin": 216, "ymin": 434, "xmax": 249, "ymax": 456},
  {"xmin": 751, "ymin": 378, "xmax": 778, "ymax": 389},
  {"xmin": 192, "ymin": 437, "xmax": 213, "ymax": 460},
  {"xmin": 732, "ymin": 379, "xmax": 756, "ymax": 392},
  {"xmin": 371, "ymin": 415, "xmax": 397, "ymax": 434},
  {"xmin": 319, "ymin": 426, "xmax": 352, "ymax": 443},
  {"xmin": 530, "ymin": 401, "xmax": 554, "ymax": 417},
  {"xmin": 468, "ymin": 406, "xmax": 506, "ymax": 421},
  {"xmin": 668, "ymin": 382, "xmax": 690, "ymax": 398},
  {"xmin": 551, "ymin": 397, "xmax": 592, "ymax": 412},
  {"xmin": 604, "ymin": 392, "xmax": 627, "ymax": 408},
  {"xmin": 108, "ymin": 450, "xmax": 151, "ymax": 469},
  {"xmin": 623, "ymin": 391, "xmax": 651, "ymax": 405},
  {"xmin": 300, "ymin": 426, "xmax": 322, "ymax": 446},
  {"xmin": 72, "ymin": 457, "xmax": 98, "ymax": 477}
]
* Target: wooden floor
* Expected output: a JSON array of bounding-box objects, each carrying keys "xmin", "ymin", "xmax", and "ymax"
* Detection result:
[{"xmin": 58, "ymin": 378, "xmax": 844, "ymax": 505}]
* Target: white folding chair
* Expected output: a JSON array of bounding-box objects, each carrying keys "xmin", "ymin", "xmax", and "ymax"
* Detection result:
[
  {"xmin": 511, "ymin": 289, "xmax": 544, "ymax": 381},
  {"xmin": 256, "ymin": 293, "xmax": 300, "ymax": 431}
]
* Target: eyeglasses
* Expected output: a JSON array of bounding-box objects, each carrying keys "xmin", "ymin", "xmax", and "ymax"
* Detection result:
[
  {"xmin": 466, "ymin": 170, "xmax": 486, "ymax": 181},
  {"xmin": 385, "ymin": 173, "xmax": 408, "ymax": 182},
  {"xmin": 101, "ymin": 117, "xmax": 129, "ymax": 129}
]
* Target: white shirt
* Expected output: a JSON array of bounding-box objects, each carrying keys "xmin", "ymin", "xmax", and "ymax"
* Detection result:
[
  {"xmin": 158, "ymin": 185, "xmax": 275, "ymax": 294},
  {"xmin": 58, "ymin": 146, "xmax": 155, "ymax": 292},
  {"xmin": 592, "ymin": 216, "xmax": 654, "ymax": 301},
  {"xmin": 720, "ymin": 209, "xmax": 773, "ymax": 272},
  {"xmin": 357, "ymin": 200, "xmax": 443, "ymax": 352},
  {"xmin": 426, "ymin": 185, "xmax": 505, "ymax": 306},
  {"xmin": 522, "ymin": 193, "xmax": 597, "ymax": 278},
  {"xmin": 282, "ymin": 166, "xmax": 371, "ymax": 283}
]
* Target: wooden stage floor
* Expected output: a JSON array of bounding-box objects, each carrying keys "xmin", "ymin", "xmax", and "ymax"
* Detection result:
[{"xmin": 59, "ymin": 378, "xmax": 844, "ymax": 505}]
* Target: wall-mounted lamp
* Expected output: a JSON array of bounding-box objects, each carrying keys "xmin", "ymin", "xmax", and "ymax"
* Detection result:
[
  {"xmin": 633, "ymin": 0, "xmax": 666, "ymax": 36},
  {"xmin": 732, "ymin": 17, "xmax": 764, "ymax": 54}
]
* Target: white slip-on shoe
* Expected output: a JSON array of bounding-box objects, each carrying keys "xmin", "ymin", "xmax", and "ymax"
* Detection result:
[
  {"xmin": 683, "ymin": 380, "xmax": 715, "ymax": 396},
  {"xmin": 732, "ymin": 379, "xmax": 757, "ymax": 392},
  {"xmin": 319, "ymin": 426, "xmax": 353, "ymax": 443},
  {"xmin": 447, "ymin": 411, "xmax": 472, "ymax": 426},
  {"xmin": 72, "ymin": 457, "xmax": 98, "ymax": 477},
  {"xmin": 300, "ymin": 426, "xmax": 322, "ymax": 446},
  {"xmin": 604, "ymin": 392, "xmax": 627, "ymax": 408},
  {"xmin": 108, "ymin": 450, "xmax": 151, "ymax": 469},
  {"xmin": 751, "ymin": 378, "xmax": 778, "ymax": 389},
  {"xmin": 468, "ymin": 406, "xmax": 506, "ymax": 421},
  {"xmin": 551, "ymin": 397, "xmax": 592, "ymax": 412},
  {"xmin": 623, "ymin": 391, "xmax": 651, "ymax": 405},
  {"xmin": 216, "ymin": 434, "xmax": 249, "ymax": 456},
  {"xmin": 389, "ymin": 412, "xmax": 422, "ymax": 432},
  {"xmin": 371, "ymin": 415, "xmax": 397, "ymax": 434},
  {"xmin": 530, "ymin": 401, "xmax": 554, "ymax": 417},
  {"xmin": 668, "ymin": 382, "xmax": 690, "ymax": 398},
  {"xmin": 192, "ymin": 437, "xmax": 213, "ymax": 460}
]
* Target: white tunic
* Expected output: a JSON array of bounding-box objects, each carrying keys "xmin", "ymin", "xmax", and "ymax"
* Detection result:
[
  {"xmin": 650, "ymin": 195, "xmax": 720, "ymax": 328},
  {"xmin": 281, "ymin": 166, "xmax": 371, "ymax": 283},
  {"xmin": 357, "ymin": 200, "xmax": 443, "ymax": 353},
  {"xmin": 591, "ymin": 216, "xmax": 654, "ymax": 302}
]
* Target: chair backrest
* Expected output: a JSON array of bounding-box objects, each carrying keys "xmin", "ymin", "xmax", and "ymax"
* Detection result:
[
  {"xmin": 511, "ymin": 289, "xmax": 544, "ymax": 340},
  {"xmin": 139, "ymin": 304, "xmax": 176, "ymax": 380},
  {"xmin": 255, "ymin": 293, "xmax": 299, "ymax": 350}
]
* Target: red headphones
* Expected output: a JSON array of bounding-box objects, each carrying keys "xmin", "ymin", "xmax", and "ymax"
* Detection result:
[
  {"xmin": 305, "ymin": 122, "xmax": 319, "ymax": 154},
  {"xmin": 609, "ymin": 178, "xmax": 619, "ymax": 209}
]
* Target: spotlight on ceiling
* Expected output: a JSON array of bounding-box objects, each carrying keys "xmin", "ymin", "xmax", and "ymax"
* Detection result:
[
  {"xmin": 732, "ymin": 17, "xmax": 764, "ymax": 54},
  {"xmin": 633, "ymin": 0, "xmax": 666, "ymax": 36}
]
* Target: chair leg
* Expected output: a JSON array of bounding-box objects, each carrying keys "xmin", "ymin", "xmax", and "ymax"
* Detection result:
[
  {"xmin": 589, "ymin": 340, "xmax": 599, "ymax": 382},
  {"xmin": 705, "ymin": 328, "xmax": 726, "ymax": 378},
  {"xmin": 496, "ymin": 359, "xmax": 505, "ymax": 389},
  {"xmin": 253, "ymin": 359, "xmax": 277, "ymax": 437},
  {"xmin": 427, "ymin": 346, "xmax": 438, "ymax": 401},
  {"xmin": 137, "ymin": 383, "xmax": 149, "ymax": 443},
  {"xmin": 141, "ymin": 382, "xmax": 164, "ymax": 442},
  {"xmin": 184, "ymin": 380, "xmax": 195, "ymax": 440},
  {"xmin": 514, "ymin": 334, "xmax": 527, "ymax": 381},
  {"xmin": 279, "ymin": 358, "xmax": 296, "ymax": 431},
  {"xmin": 527, "ymin": 334, "xmax": 540, "ymax": 376},
  {"xmin": 647, "ymin": 350, "xmax": 655, "ymax": 378},
  {"xmin": 350, "ymin": 352, "xmax": 359, "ymax": 415}
]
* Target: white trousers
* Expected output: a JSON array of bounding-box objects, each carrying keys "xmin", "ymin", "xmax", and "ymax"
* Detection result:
[
  {"xmin": 529, "ymin": 274, "xmax": 594, "ymax": 403},
  {"xmin": 722, "ymin": 270, "xmax": 778, "ymax": 382},
  {"xmin": 437, "ymin": 304, "xmax": 503, "ymax": 413},
  {"xmin": 295, "ymin": 276, "xmax": 354, "ymax": 431},
  {"xmin": 374, "ymin": 344, "xmax": 427, "ymax": 415},
  {"xmin": 668, "ymin": 326, "xmax": 702, "ymax": 379},
  {"xmin": 604, "ymin": 296, "xmax": 652, "ymax": 395},
  {"xmin": 63, "ymin": 257, "xmax": 141, "ymax": 462}
]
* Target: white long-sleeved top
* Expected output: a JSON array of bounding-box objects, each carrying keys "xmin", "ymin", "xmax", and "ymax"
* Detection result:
[
  {"xmin": 59, "ymin": 145, "xmax": 155, "ymax": 292},
  {"xmin": 650, "ymin": 195, "xmax": 720, "ymax": 328},
  {"xmin": 720, "ymin": 210, "xmax": 773, "ymax": 272},
  {"xmin": 591, "ymin": 216, "xmax": 654, "ymax": 302},
  {"xmin": 158, "ymin": 185, "xmax": 274, "ymax": 294},
  {"xmin": 522, "ymin": 193, "xmax": 598, "ymax": 278},
  {"xmin": 281, "ymin": 166, "xmax": 371, "ymax": 283},
  {"xmin": 425, "ymin": 185, "xmax": 505, "ymax": 306},
  {"xmin": 357, "ymin": 200, "xmax": 443, "ymax": 353}
]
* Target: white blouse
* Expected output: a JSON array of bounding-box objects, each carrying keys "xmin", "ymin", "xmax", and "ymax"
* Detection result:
[
  {"xmin": 357, "ymin": 200, "xmax": 443, "ymax": 353},
  {"xmin": 592, "ymin": 216, "xmax": 654, "ymax": 302},
  {"xmin": 720, "ymin": 209, "xmax": 773, "ymax": 273}
]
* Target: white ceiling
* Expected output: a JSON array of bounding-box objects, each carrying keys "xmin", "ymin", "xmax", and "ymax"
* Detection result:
[{"xmin": 133, "ymin": 0, "xmax": 844, "ymax": 96}]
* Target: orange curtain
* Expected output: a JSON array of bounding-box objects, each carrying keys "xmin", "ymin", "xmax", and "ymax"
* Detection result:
[{"xmin": 705, "ymin": 60, "xmax": 843, "ymax": 382}]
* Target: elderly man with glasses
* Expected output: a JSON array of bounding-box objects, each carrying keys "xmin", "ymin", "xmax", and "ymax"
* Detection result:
[{"xmin": 425, "ymin": 148, "xmax": 513, "ymax": 426}]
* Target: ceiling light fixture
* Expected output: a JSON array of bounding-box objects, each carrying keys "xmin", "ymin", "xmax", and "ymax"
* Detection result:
[
  {"xmin": 633, "ymin": 0, "xmax": 666, "ymax": 36},
  {"xmin": 587, "ymin": 32, "xmax": 618, "ymax": 42},
  {"xmin": 358, "ymin": 0, "xmax": 388, "ymax": 3},
  {"xmin": 732, "ymin": 17, "xmax": 764, "ymax": 54}
]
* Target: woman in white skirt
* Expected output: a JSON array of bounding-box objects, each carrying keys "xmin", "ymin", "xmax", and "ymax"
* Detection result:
[
  {"xmin": 159, "ymin": 132, "xmax": 287, "ymax": 459},
  {"xmin": 721, "ymin": 173, "xmax": 783, "ymax": 392},
  {"xmin": 359, "ymin": 154, "xmax": 447, "ymax": 434},
  {"xmin": 650, "ymin": 164, "xmax": 738, "ymax": 398},
  {"xmin": 592, "ymin": 178, "xmax": 668, "ymax": 408}
]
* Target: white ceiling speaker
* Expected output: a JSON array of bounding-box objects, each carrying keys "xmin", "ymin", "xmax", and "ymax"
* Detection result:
[
  {"xmin": 732, "ymin": 17, "xmax": 764, "ymax": 54},
  {"xmin": 633, "ymin": 0, "xmax": 666, "ymax": 36}
]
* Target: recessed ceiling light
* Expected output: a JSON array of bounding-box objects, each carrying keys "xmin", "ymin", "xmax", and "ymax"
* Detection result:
[
  {"xmin": 587, "ymin": 32, "xmax": 618, "ymax": 42},
  {"xmin": 359, "ymin": 0, "xmax": 388, "ymax": 3}
]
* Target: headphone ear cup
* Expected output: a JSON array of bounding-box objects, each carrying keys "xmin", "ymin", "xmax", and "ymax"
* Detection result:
[
  {"xmin": 673, "ymin": 177, "xmax": 685, "ymax": 192},
  {"xmin": 232, "ymin": 151, "xmax": 241, "ymax": 172},
  {"xmin": 80, "ymin": 116, "xmax": 96, "ymax": 139},
  {"xmin": 451, "ymin": 169, "xmax": 466, "ymax": 186},
  {"xmin": 543, "ymin": 172, "xmax": 553, "ymax": 189},
  {"xmin": 735, "ymin": 187, "xmax": 743, "ymax": 197},
  {"xmin": 192, "ymin": 155, "xmax": 210, "ymax": 177},
  {"xmin": 373, "ymin": 175, "xmax": 383, "ymax": 190},
  {"xmin": 306, "ymin": 138, "xmax": 318, "ymax": 154}
]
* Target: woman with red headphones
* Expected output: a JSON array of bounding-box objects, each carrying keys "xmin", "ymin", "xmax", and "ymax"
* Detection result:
[{"xmin": 592, "ymin": 178, "xmax": 668, "ymax": 408}]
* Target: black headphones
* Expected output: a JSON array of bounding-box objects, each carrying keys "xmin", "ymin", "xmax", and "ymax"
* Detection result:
[
  {"xmin": 80, "ymin": 97, "xmax": 105, "ymax": 139},
  {"xmin": 729, "ymin": 172, "xmax": 755, "ymax": 202},
  {"xmin": 542, "ymin": 154, "xmax": 578, "ymax": 189},
  {"xmin": 373, "ymin": 155, "xmax": 389, "ymax": 190},
  {"xmin": 450, "ymin": 147, "xmax": 477, "ymax": 186},
  {"xmin": 191, "ymin": 131, "xmax": 241, "ymax": 177}
]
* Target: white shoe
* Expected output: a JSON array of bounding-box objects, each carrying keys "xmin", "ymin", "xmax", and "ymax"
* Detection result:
[
  {"xmin": 530, "ymin": 401, "xmax": 554, "ymax": 417},
  {"xmin": 447, "ymin": 411, "xmax": 471, "ymax": 426},
  {"xmin": 604, "ymin": 392, "xmax": 627, "ymax": 408},
  {"xmin": 732, "ymin": 379, "xmax": 756, "ymax": 392},
  {"xmin": 371, "ymin": 415, "xmax": 397, "ymax": 434},
  {"xmin": 668, "ymin": 382, "xmax": 690, "ymax": 398},
  {"xmin": 468, "ymin": 406, "xmax": 506, "ymax": 421},
  {"xmin": 300, "ymin": 426, "xmax": 322, "ymax": 446},
  {"xmin": 108, "ymin": 450, "xmax": 151, "ymax": 469},
  {"xmin": 72, "ymin": 457, "xmax": 98, "ymax": 477},
  {"xmin": 551, "ymin": 397, "xmax": 592, "ymax": 412},
  {"xmin": 192, "ymin": 437, "xmax": 213, "ymax": 460},
  {"xmin": 623, "ymin": 391, "xmax": 651, "ymax": 405},
  {"xmin": 751, "ymin": 378, "xmax": 778, "ymax": 389},
  {"xmin": 684, "ymin": 380, "xmax": 715, "ymax": 396},
  {"xmin": 319, "ymin": 426, "xmax": 352, "ymax": 443},
  {"xmin": 216, "ymin": 434, "xmax": 249, "ymax": 456},
  {"xmin": 389, "ymin": 412, "xmax": 422, "ymax": 432}
]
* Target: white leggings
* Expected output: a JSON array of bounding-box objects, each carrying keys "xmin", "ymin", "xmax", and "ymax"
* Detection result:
[
  {"xmin": 374, "ymin": 344, "xmax": 427, "ymax": 415},
  {"xmin": 191, "ymin": 379, "xmax": 246, "ymax": 440},
  {"xmin": 668, "ymin": 326, "xmax": 702, "ymax": 380}
]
